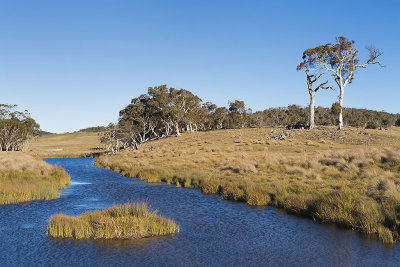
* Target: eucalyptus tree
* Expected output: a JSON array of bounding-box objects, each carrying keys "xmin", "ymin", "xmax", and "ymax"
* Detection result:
[
  {"xmin": 103, "ymin": 85, "xmax": 209, "ymax": 151},
  {"xmin": 229, "ymin": 100, "xmax": 249, "ymax": 128},
  {"xmin": 214, "ymin": 107, "xmax": 229, "ymax": 129},
  {"xmin": 300, "ymin": 36, "xmax": 383, "ymax": 129},
  {"xmin": 0, "ymin": 104, "xmax": 40, "ymax": 151},
  {"xmin": 296, "ymin": 61, "xmax": 332, "ymax": 129}
]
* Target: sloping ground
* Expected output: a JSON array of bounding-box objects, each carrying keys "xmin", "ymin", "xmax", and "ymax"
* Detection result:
[
  {"xmin": 0, "ymin": 153, "xmax": 70, "ymax": 204},
  {"xmin": 28, "ymin": 132, "xmax": 105, "ymax": 158},
  {"xmin": 47, "ymin": 202, "xmax": 179, "ymax": 239},
  {"xmin": 95, "ymin": 127, "xmax": 400, "ymax": 244}
]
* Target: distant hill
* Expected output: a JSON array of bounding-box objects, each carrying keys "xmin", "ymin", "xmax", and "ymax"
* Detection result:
[
  {"xmin": 78, "ymin": 126, "xmax": 106, "ymax": 133},
  {"xmin": 40, "ymin": 131, "xmax": 54, "ymax": 135}
]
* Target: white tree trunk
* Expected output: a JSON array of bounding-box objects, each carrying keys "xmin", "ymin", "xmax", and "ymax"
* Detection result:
[
  {"xmin": 338, "ymin": 87, "xmax": 344, "ymax": 130},
  {"xmin": 309, "ymin": 91, "xmax": 315, "ymax": 129},
  {"xmin": 175, "ymin": 122, "xmax": 180, "ymax": 136}
]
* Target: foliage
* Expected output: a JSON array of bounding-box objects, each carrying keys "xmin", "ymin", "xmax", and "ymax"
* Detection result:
[
  {"xmin": 78, "ymin": 126, "xmax": 106, "ymax": 133},
  {"xmin": 102, "ymin": 81, "xmax": 399, "ymax": 153},
  {"xmin": 100, "ymin": 85, "xmax": 249, "ymax": 152},
  {"xmin": 298, "ymin": 36, "xmax": 383, "ymax": 130},
  {"xmin": 250, "ymin": 105, "xmax": 399, "ymax": 129},
  {"xmin": 0, "ymin": 104, "xmax": 40, "ymax": 151}
]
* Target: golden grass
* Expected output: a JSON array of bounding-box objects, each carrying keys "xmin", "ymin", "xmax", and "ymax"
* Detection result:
[
  {"xmin": 95, "ymin": 126, "xmax": 400, "ymax": 244},
  {"xmin": 47, "ymin": 202, "xmax": 179, "ymax": 239},
  {"xmin": 0, "ymin": 152, "xmax": 70, "ymax": 204},
  {"xmin": 28, "ymin": 132, "xmax": 105, "ymax": 158}
]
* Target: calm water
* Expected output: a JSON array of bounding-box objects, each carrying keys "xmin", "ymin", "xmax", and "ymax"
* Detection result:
[{"xmin": 0, "ymin": 157, "xmax": 399, "ymax": 266}]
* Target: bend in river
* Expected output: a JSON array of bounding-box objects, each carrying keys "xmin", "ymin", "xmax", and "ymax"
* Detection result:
[{"xmin": 0, "ymin": 157, "xmax": 399, "ymax": 266}]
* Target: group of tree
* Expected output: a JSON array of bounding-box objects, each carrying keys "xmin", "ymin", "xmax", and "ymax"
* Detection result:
[
  {"xmin": 100, "ymin": 85, "xmax": 251, "ymax": 152},
  {"xmin": 101, "ymin": 84, "xmax": 399, "ymax": 152},
  {"xmin": 78, "ymin": 126, "xmax": 106, "ymax": 133},
  {"xmin": 297, "ymin": 36, "xmax": 383, "ymax": 129},
  {"xmin": 250, "ymin": 105, "xmax": 400, "ymax": 130},
  {"xmin": 101, "ymin": 36, "xmax": 389, "ymax": 152},
  {"xmin": 0, "ymin": 104, "xmax": 40, "ymax": 151}
]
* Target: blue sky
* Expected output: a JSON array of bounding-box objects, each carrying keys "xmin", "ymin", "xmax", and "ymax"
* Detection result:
[{"xmin": 0, "ymin": 0, "xmax": 398, "ymax": 133}]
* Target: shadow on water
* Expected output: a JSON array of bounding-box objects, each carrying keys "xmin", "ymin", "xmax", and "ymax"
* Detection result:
[{"xmin": 0, "ymin": 157, "xmax": 399, "ymax": 266}]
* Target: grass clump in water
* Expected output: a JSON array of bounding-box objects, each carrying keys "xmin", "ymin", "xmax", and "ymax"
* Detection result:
[{"xmin": 47, "ymin": 202, "xmax": 180, "ymax": 239}]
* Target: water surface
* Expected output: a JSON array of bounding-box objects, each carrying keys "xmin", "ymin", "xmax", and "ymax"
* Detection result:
[{"xmin": 0, "ymin": 157, "xmax": 399, "ymax": 266}]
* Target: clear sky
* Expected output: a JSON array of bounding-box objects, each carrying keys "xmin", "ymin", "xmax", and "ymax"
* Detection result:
[{"xmin": 0, "ymin": 0, "xmax": 398, "ymax": 133}]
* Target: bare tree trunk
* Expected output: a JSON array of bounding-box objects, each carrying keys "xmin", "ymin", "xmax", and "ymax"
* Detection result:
[
  {"xmin": 338, "ymin": 87, "xmax": 344, "ymax": 130},
  {"xmin": 175, "ymin": 122, "xmax": 180, "ymax": 136},
  {"xmin": 309, "ymin": 90, "xmax": 315, "ymax": 129}
]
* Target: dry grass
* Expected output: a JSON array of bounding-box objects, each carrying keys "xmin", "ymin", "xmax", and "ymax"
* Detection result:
[
  {"xmin": 28, "ymin": 132, "xmax": 105, "ymax": 158},
  {"xmin": 0, "ymin": 152, "xmax": 70, "ymax": 204},
  {"xmin": 47, "ymin": 202, "xmax": 179, "ymax": 239},
  {"xmin": 95, "ymin": 126, "xmax": 400, "ymax": 244}
]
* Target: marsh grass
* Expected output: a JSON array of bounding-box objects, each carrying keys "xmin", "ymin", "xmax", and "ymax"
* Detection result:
[
  {"xmin": 95, "ymin": 127, "xmax": 400, "ymax": 244},
  {"xmin": 0, "ymin": 152, "xmax": 70, "ymax": 204},
  {"xmin": 47, "ymin": 202, "xmax": 179, "ymax": 239}
]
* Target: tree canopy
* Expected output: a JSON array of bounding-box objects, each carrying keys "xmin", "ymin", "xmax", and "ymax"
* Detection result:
[
  {"xmin": 100, "ymin": 85, "xmax": 251, "ymax": 152},
  {"xmin": 0, "ymin": 104, "xmax": 40, "ymax": 151}
]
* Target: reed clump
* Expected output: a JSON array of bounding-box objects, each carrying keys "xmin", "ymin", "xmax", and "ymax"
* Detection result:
[
  {"xmin": 95, "ymin": 127, "xmax": 400, "ymax": 244},
  {"xmin": 47, "ymin": 202, "xmax": 179, "ymax": 239},
  {"xmin": 0, "ymin": 152, "xmax": 70, "ymax": 204}
]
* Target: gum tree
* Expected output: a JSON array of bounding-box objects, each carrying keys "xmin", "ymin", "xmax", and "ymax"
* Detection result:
[
  {"xmin": 296, "ymin": 61, "xmax": 332, "ymax": 129},
  {"xmin": 0, "ymin": 104, "xmax": 40, "ymax": 151},
  {"xmin": 301, "ymin": 37, "xmax": 383, "ymax": 130}
]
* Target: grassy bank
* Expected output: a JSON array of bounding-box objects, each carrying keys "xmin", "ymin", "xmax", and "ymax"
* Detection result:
[
  {"xmin": 0, "ymin": 153, "xmax": 70, "ymax": 204},
  {"xmin": 95, "ymin": 127, "xmax": 400, "ymax": 244},
  {"xmin": 47, "ymin": 202, "xmax": 179, "ymax": 239},
  {"xmin": 28, "ymin": 132, "xmax": 105, "ymax": 158}
]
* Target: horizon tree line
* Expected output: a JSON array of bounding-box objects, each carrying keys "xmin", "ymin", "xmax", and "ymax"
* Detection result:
[{"xmin": 100, "ymin": 84, "xmax": 400, "ymax": 152}]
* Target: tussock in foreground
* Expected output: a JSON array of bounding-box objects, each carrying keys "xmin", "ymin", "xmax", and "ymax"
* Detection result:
[
  {"xmin": 47, "ymin": 202, "xmax": 179, "ymax": 239},
  {"xmin": 95, "ymin": 127, "xmax": 400, "ymax": 244},
  {"xmin": 0, "ymin": 153, "xmax": 70, "ymax": 204}
]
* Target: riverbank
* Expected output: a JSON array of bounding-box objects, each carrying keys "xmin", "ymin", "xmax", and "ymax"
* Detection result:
[
  {"xmin": 47, "ymin": 202, "xmax": 179, "ymax": 239},
  {"xmin": 0, "ymin": 153, "xmax": 70, "ymax": 204},
  {"xmin": 95, "ymin": 126, "xmax": 400, "ymax": 244}
]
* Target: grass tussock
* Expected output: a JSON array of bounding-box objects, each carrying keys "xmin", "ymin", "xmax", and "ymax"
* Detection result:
[
  {"xmin": 47, "ymin": 202, "xmax": 179, "ymax": 239},
  {"xmin": 0, "ymin": 152, "xmax": 70, "ymax": 204},
  {"xmin": 95, "ymin": 127, "xmax": 400, "ymax": 244}
]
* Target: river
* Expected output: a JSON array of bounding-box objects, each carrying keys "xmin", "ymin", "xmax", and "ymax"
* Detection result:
[{"xmin": 0, "ymin": 157, "xmax": 399, "ymax": 266}]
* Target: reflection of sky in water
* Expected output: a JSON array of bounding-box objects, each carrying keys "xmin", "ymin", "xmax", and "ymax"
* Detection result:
[
  {"xmin": 70, "ymin": 181, "xmax": 91, "ymax": 185},
  {"xmin": 0, "ymin": 157, "xmax": 398, "ymax": 266}
]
